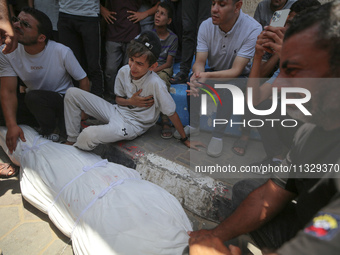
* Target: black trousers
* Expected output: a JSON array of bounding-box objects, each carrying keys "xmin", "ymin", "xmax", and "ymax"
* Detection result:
[
  {"xmin": 0, "ymin": 90, "xmax": 65, "ymax": 136},
  {"xmin": 58, "ymin": 12, "xmax": 104, "ymax": 97},
  {"xmin": 180, "ymin": 0, "xmax": 211, "ymax": 75}
]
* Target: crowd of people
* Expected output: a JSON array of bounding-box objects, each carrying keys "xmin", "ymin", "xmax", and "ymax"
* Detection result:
[{"xmin": 1, "ymin": 0, "xmax": 340, "ymax": 254}]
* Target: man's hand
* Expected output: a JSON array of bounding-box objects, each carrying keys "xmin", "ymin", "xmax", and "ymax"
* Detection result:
[
  {"xmin": 183, "ymin": 140, "xmax": 206, "ymax": 151},
  {"xmin": 130, "ymin": 89, "xmax": 154, "ymax": 108},
  {"xmin": 100, "ymin": 5, "xmax": 117, "ymax": 24},
  {"xmin": 261, "ymin": 26, "xmax": 286, "ymax": 57},
  {"xmin": 6, "ymin": 125, "xmax": 25, "ymax": 154},
  {"xmin": 189, "ymin": 232, "xmax": 241, "ymax": 255},
  {"xmin": 186, "ymin": 72, "xmax": 206, "ymax": 97},
  {"xmin": 127, "ymin": 10, "xmax": 148, "ymax": 23},
  {"xmin": 0, "ymin": 17, "xmax": 18, "ymax": 54},
  {"xmin": 254, "ymin": 31, "xmax": 271, "ymax": 58}
]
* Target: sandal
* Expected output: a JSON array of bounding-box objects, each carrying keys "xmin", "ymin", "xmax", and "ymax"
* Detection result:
[
  {"xmin": 0, "ymin": 163, "xmax": 19, "ymax": 178},
  {"xmin": 231, "ymin": 138, "xmax": 248, "ymax": 156},
  {"xmin": 161, "ymin": 122, "xmax": 173, "ymax": 139},
  {"xmin": 170, "ymin": 72, "xmax": 188, "ymax": 84}
]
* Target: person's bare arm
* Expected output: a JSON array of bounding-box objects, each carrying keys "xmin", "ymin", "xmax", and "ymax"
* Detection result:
[
  {"xmin": 186, "ymin": 52, "xmax": 208, "ymax": 97},
  {"xmin": 153, "ymin": 55, "xmax": 174, "ymax": 73},
  {"xmin": 200, "ymin": 56, "xmax": 249, "ymax": 80},
  {"xmin": 192, "ymin": 51, "xmax": 208, "ymax": 75},
  {"xmin": 100, "ymin": 4, "xmax": 117, "ymax": 24},
  {"xmin": 260, "ymin": 53, "xmax": 280, "ymax": 78},
  {"xmin": 127, "ymin": 1, "xmax": 160, "ymax": 23},
  {"xmin": 247, "ymin": 32, "xmax": 275, "ymax": 106},
  {"xmin": 168, "ymin": 112, "xmax": 205, "ymax": 151},
  {"xmin": 189, "ymin": 180, "xmax": 296, "ymax": 242},
  {"xmin": 0, "ymin": 0, "xmax": 18, "ymax": 54},
  {"xmin": 0, "ymin": 77, "xmax": 26, "ymax": 153},
  {"xmin": 78, "ymin": 77, "xmax": 90, "ymax": 92}
]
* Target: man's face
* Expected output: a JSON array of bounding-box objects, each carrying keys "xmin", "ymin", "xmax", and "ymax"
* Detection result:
[
  {"xmin": 274, "ymin": 25, "xmax": 340, "ymax": 130},
  {"xmin": 270, "ymin": 0, "xmax": 287, "ymax": 10},
  {"xmin": 128, "ymin": 54, "xmax": 154, "ymax": 80},
  {"xmin": 13, "ymin": 12, "xmax": 40, "ymax": 46},
  {"xmin": 211, "ymin": 0, "xmax": 238, "ymax": 27},
  {"xmin": 154, "ymin": 6, "xmax": 170, "ymax": 27}
]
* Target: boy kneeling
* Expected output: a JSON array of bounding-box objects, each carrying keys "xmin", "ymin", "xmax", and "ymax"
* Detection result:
[{"xmin": 64, "ymin": 31, "xmax": 202, "ymax": 151}]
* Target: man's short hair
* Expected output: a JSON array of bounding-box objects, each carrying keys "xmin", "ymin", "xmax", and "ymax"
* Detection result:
[
  {"xmin": 159, "ymin": 1, "xmax": 173, "ymax": 19},
  {"xmin": 128, "ymin": 31, "xmax": 161, "ymax": 66},
  {"xmin": 214, "ymin": 0, "xmax": 241, "ymax": 4},
  {"xmin": 285, "ymin": 1, "xmax": 340, "ymax": 76},
  {"xmin": 290, "ymin": 0, "xmax": 321, "ymax": 13},
  {"xmin": 22, "ymin": 7, "xmax": 52, "ymax": 43}
]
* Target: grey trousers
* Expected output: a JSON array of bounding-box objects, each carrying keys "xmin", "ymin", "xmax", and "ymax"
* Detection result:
[{"xmin": 64, "ymin": 88, "xmax": 140, "ymax": 150}]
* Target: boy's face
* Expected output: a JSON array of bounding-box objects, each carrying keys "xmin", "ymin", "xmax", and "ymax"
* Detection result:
[
  {"xmin": 128, "ymin": 54, "xmax": 157, "ymax": 80},
  {"xmin": 154, "ymin": 6, "xmax": 171, "ymax": 27}
]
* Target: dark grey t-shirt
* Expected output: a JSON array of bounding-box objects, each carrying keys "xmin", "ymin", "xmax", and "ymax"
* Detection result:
[
  {"xmin": 271, "ymin": 124, "xmax": 340, "ymax": 254},
  {"xmin": 254, "ymin": 0, "xmax": 297, "ymax": 28},
  {"xmin": 152, "ymin": 29, "xmax": 178, "ymax": 67}
]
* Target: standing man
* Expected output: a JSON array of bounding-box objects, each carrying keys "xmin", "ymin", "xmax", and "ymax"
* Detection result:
[
  {"xmin": 254, "ymin": 0, "xmax": 297, "ymax": 29},
  {"xmin": 0, "ymin": 7, "xmax": 89, "ymax": 154},
  {"xmin": 101, "ymin": 0, "xmax": 142, "ymax": 103},
  {"xmin": 176, "ymin": 0, "xmax": 262, "ymax": 158},
  {"xmin": 58, "ymin": 0, "xmax": 104, "ymax": 97},
  {"xmin": 170, "ymin": 0, "xmax": 211, "ymax": 84},
  {"xmin": 188, "ymin": 2, "xmax": 340, "ymax": 254}
]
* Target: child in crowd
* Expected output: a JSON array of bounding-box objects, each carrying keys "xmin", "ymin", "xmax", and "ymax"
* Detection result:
[{"xmin": 152, "ymin": 1, "xmax": 178, "ymax": 138}]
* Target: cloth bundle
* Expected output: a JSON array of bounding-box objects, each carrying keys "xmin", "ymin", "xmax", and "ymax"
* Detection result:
[{"xmin": 0, "ymin": 125, "xmax": 192, "ymax": 254}]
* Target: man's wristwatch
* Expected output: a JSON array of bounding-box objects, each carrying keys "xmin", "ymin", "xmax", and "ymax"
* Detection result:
[{"xmin": 180, "ymin": 137, "xmax": 188, "ymax": 143}]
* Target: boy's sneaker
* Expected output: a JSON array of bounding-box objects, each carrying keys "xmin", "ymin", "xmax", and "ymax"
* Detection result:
[
  {"xmin": 43, "ymin": 133, "xmax": 60, "ymax": 142},
  {"xmin": 174, "ymin": 125, "xmax": 200, "ymax": 139}
]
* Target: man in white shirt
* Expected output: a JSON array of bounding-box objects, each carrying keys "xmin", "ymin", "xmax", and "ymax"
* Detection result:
[
  {"xmin": 0, "ymin": 7, "xmax": 90, "ymax": 154},
  {"xmin": 178, "ymin": 0, "xmax": 262, "ymax": 157}
]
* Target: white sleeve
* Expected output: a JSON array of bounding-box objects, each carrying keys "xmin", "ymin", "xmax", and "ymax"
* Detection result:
[
  {"xmin": 153, "ymin": 80, "xmax": 176, "ymax": 116},
  {"xmin": 114, "ymin": 68, "xmax": 127, "ymax": 98}
]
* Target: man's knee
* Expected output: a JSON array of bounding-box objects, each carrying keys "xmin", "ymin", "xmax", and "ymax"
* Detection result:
[{"xmin": 64, "ymin": 87, "xmax": 79, "ymax": 102}]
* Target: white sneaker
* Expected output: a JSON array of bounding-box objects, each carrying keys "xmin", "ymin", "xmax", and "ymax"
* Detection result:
[
  {"xmin": 207, "ymin": 137, "xmax": 223, "ymax": 158},
  {"xmin": 174, "ymin": 125, "xmax": 200, "ymax": 139},
  {"xmin": 43, "ymin": 133, "xmax": 60, "ymax": 142}
]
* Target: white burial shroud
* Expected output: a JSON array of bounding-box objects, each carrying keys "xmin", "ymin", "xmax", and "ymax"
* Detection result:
[{"xmin": 0, "ymin": 125, "xmax": 192, "ymax": 255}]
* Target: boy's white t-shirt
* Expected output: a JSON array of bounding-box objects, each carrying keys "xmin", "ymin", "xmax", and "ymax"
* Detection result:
[{"xmin": 115, "ymin": 65, "xmax": 176, "ymax": 131}]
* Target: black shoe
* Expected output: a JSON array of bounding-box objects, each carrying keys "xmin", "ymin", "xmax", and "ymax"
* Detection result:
[{"xmin": 170, "ymin": 72, "xmax": 189, "ymax": 84}]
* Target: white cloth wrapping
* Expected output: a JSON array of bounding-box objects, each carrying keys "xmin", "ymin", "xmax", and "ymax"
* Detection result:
[{"xmin": 0, "ymin": 125, "xmax": 192, "ymax": 255}]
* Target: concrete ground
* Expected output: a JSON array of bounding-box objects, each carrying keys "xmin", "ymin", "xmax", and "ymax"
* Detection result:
[{"xmin": 0, "ymin": 123, "xmax": 266, "ymax": 254}]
